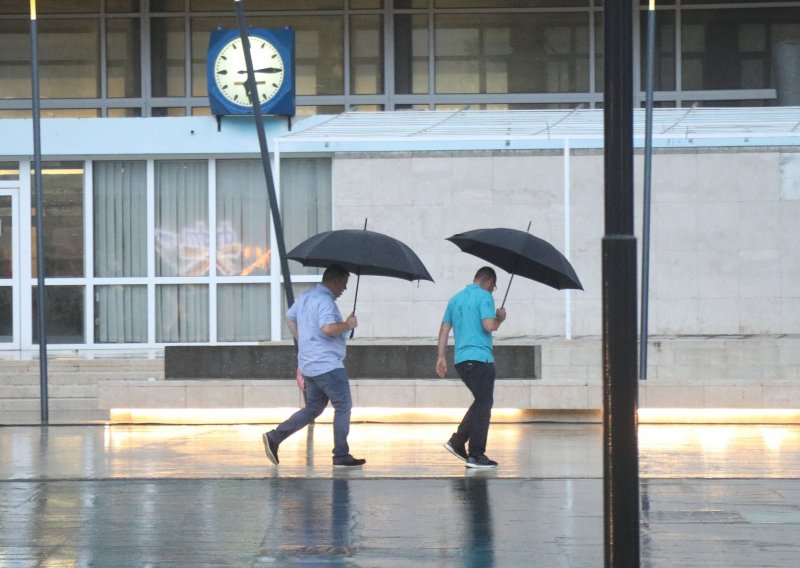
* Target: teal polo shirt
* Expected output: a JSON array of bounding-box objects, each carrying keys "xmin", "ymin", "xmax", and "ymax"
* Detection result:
[{"xmin": 442, "ymin": 284, "xmax": 497, "ymax": 364}]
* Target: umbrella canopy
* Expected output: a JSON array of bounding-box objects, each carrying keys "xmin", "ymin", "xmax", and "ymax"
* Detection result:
[
  {"xmin": 447, "ymin": 227, "xmax": 583, "ymax": 291},
  {"xmin": 287, "ymin": 229, "xmax": 433, "ymax": 282}
]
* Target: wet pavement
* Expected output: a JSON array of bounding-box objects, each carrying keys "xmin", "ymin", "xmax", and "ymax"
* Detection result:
[{"xmin": 2, "ymin": 422, "xmax": 800, "ymax": 567}]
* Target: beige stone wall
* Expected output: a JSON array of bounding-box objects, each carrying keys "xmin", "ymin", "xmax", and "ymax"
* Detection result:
[{"xmin": 331, "ymin": 148, "xmax": 800, "ymax": 339}]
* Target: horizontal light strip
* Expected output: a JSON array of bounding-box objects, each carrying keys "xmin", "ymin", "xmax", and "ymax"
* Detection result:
[
  {"xmin": 109, "ymin": 408, "xmax": 800, "ymax": 425},
  {"xmin": 638, "ymin": 408, "xmax": 800, "ymax": 425},
  {"xmin": 109, "ymin": 408, "xmax": 597, "ymax": 425}
]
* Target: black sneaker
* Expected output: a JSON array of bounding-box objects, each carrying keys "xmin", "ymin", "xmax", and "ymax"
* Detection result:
[
  {"xmin": 262, "ymin": 432, "xmax": 279, "ymax": 465},
  {"xmin": 465, "ymin": 455, "xmax": 498, "ymax": 469},
  {"xmin": 444, "ymin": 438, "xmax": 468, "ymax": 462},
  {"xmin": 333, "ymin": 454, "xmax": 366, "ymax": 467}
]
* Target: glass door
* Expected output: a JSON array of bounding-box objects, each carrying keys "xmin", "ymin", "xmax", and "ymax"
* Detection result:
[{"xmin": 0, "ymin": 190, "xmax": 19, "ymax": 349}]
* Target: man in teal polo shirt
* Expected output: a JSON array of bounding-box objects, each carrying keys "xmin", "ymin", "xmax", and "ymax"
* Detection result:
[{"xmin": 436, "ymin": 266, "xmax": 507, "ymax": 468}]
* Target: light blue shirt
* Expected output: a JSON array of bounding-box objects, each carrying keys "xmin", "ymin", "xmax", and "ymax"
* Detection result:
[
  {"xmin": 286, "ymin": 284, "xmax": 347, "ymax": 377},
  {"xmin": 442, "ymin": 284, "xmax": 497, "ymax": 364}
]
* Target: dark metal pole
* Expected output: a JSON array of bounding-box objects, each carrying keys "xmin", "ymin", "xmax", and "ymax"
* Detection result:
[
  {"xmin": 603, "ymin": 0, "xmax": 640, "ymax": 566},
  {"xmin": 639, "ymin": 0, "xmax": 656, "ymax": 381},
  {"xmin": 233, "ymin": 0, "xmax": 294, "ymax": 309},
  {"xmin": 30, "ymin": 0, "xmax": 48, "ymax": 424}
]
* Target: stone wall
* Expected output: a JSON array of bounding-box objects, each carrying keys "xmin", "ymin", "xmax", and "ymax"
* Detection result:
[{"xmin": 331, "ymin": 148, "xmax": 800, "ymax": 339}]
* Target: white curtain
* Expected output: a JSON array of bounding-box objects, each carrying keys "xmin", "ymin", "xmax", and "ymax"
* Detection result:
[
  {"xmin": 93, "ymin": 161, "xmax": 147, "ymax": 343},
  {"xmin": 216, "ymin": 159, "xmax": 270, "ymax": 276},
  {"xmin": 280, "ymin": 158, "xmax": 333, "ymax": 276},
  {"xmin": 155, "ymin": 161, "xmax": 209, "ymax": 342},
  {"xmin": 94, "ymin": 161, "xmax": 147, "ymax": 276},
  {"xmin": 156, "ymin": 284, "xmax": 209, "ymax": 343},
  {"xmin": 95, "ymin": 285, "xmax": 147, "ymax": 343},
  {"xmin": 216, "ymin": 160, "xmax": 271, "ymax": 341},
  {"xmin": 155, "ymin": 160, "xmax": 208, "ymax": 277},
  {"xmin": 217, "ymin": 284, "xmax": 270, "ymax": 342}
]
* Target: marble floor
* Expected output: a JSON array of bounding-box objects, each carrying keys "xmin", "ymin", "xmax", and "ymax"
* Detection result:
[{"xmin": 2, "ymin": 422, "xmax": 800, "ymax": 567}]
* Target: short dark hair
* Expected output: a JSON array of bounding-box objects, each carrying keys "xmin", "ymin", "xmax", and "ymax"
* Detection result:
[
  {"xmin": 322, "ymin": 264, "xmax": 350, "ymax": 282},
  {"xmin": 473, "ymin": 266, "xmax": 497, "ymax": 284}
]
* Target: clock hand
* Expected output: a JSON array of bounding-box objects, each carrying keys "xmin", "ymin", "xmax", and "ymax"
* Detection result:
[{"xmin": 238, "ymin": 67, "xmax": 283, "ymax": 74}]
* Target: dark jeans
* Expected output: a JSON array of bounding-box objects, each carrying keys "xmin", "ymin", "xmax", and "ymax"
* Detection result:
[
  {"xmin": 271, "ymin": 367, "xmax": 353, "ymax": 458},
  {"xmin": 453, "ymin": 360, "xmax": 496, "ymax": 457}
]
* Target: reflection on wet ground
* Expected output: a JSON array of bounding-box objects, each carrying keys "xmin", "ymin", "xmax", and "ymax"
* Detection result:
[{"xmin": 2, "ymin": 423, "xmax": 800, "ymax": 566}]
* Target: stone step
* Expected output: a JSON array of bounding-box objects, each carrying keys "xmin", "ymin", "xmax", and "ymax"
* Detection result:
[{"xmin": 0, "ymin": 373, "xmax": 163, "ymax": 386}]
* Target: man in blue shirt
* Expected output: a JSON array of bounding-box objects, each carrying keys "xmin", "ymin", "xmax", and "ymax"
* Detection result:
[
  {"xmin": 262, "ymin": 264, "xmax": 366, "ymax": 468},
  {"xmin": 436, "ymin": 266, "xmax": 507, "ymax": 468}
]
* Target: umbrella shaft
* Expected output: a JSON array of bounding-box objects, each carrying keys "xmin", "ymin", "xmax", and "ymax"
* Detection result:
[{"xmin": 501, "ymin": 273, "xmax": 515, "ymax": 309}]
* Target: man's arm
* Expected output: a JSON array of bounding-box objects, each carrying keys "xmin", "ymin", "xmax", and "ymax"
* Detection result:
[
  {"xmin": 321, "ymin": 312, "xmax": 358, "ymax": 337},
  {"xmin": 481, "ymin": 307, "xmax": 507, "ymax": 332},
  {"xmin": 286, "ymin": 318, "xmax": 299, "ymax": 341},
  {"xmin": 436, "ymin": 322, "xmax": 452, "ymax": 378}
]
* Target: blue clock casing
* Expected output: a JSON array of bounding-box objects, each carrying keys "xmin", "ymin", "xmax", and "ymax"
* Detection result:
[{"xmin": 207, "ymin": 26, "xmax": 295, "ymax": 117}]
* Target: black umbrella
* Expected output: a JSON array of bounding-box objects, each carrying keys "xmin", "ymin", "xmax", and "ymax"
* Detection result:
[
  {"xmin": 287, "ymin": 222, "xmax": 433, "ymax": 336},
  {"xmin": 446, "ymin": 224, "xmax": 583, "ymax": 308}
]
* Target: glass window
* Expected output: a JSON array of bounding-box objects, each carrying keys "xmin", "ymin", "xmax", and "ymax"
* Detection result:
[
  {"xmin": 192, "ymin": 0, "xmax": 344, "ymax": 9},
  {"xmin": 94, "ymin": 161, "xmax": 147, "ymax": 278},
  {"xmin": 107, "ymin": 18, "xmax": 142, "ymax": 98},
  {"xmin": 95, "ymin": 285, "xmax": 147, "ymax": 343},
  {"xmin": 0, "ymin": 1, "xmax": 28, "ymax": 13},
  {"xmin": 216, "ymin": 160, "xmax": 270, "ymax": 277},
  {"xmin": 155, "ymin": 160, "xmax": 209, "ymax": 277},
  {"xmin": 0, "ymin": 111, "xmax": 31, "ymax": 119},
  {"xmin": 639, "ymin": 10, "xmax": 675, "ymax": 91},
  {"xmin": 151, "ymin": 0, "xmax": 185, "ymax": 11},
  {"xmin": 0, "ymin": 287, "xmax": 10, "ymax": 343},
  {"xmin": 0, "ymin": 162, "xmax": 19, "ymax": 181},
  {"xmin": 152, "ymin": 107, "xmax": 187, "ymax": 116},
  {"xmin": 217, "ymin": 284, "xmax": 270, "ymax": 342},
  {"xmin": 351, "ymin": 15, "xmax": 384, "ymax": 95},
  {"xmin": 40, "ymin": 20, "xmax": 101, "ymax": 98},
  {"xmin": 151, "ymin": 17, "xmax": 186, "ymax": 97},
  {"xmin": 0, "ymin": 195, "xmax": 11, "ymax": 278},
  {"xmin": 32, "ymin": 285, "xmax": 85, "ymax": 344},
  {"xmin": 280, "ymin": 158, "xmax": 332, "ymax": 276},
  {"xmin": 107, "ymin": 0, "xmax": 140, "ymax": 12},
  {"xmin": 0, "ymin": 20, "xmax": 31, "ymax": 99},
  {"xmin": 436, "ymin": 0, "xmax": 587, "ymax": 6},
  {"xmin": 156, "ymin": 284, "xmax": 209, "ymax": 342},
  {"xmin": 108, "ymin": 108, "xmax": 143, "ymax": 117},
  {"xmin": 681, "ymin": 8, "xmax": 800, "ymax": 91},
  {"xmin": 594, "ymin": 10, "xmax": 602, "ymax": 93},
  {"xmin": 32, "ymin": 162, "xmax": 84, "ymax": 278},
  {"xmin": 42, "ymin": 109, "xmax": 102, "ymax": 118},
  {"xmin": 295, "ymin": 105, "xmax": 345, "ymax": 116},
  {"xmin": 38, "ymin": 0, "xmax": 100, "ymax": 13},
  {"xmin": 395, "ymin": 14, "xmax": 429, "ymax": 95},
  {"xmin": 435, "ymin": 12, "xmax": 590, "ymax": 94}
]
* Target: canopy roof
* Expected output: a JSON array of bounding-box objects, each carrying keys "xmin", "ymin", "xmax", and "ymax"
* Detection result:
[{"xmin": 280, "ymin": 107, "xmax": 800, "ymax": 152}]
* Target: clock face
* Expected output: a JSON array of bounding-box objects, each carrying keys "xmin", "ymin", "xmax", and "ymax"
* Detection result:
[{"xmin": 213, "ymin": 36, "xmax": 285, "ymax": 107}]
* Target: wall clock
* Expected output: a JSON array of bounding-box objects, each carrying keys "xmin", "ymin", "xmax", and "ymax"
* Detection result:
[{"xmin": 207, "ymin": 26, "xmax": 295, "ymax": 118}]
